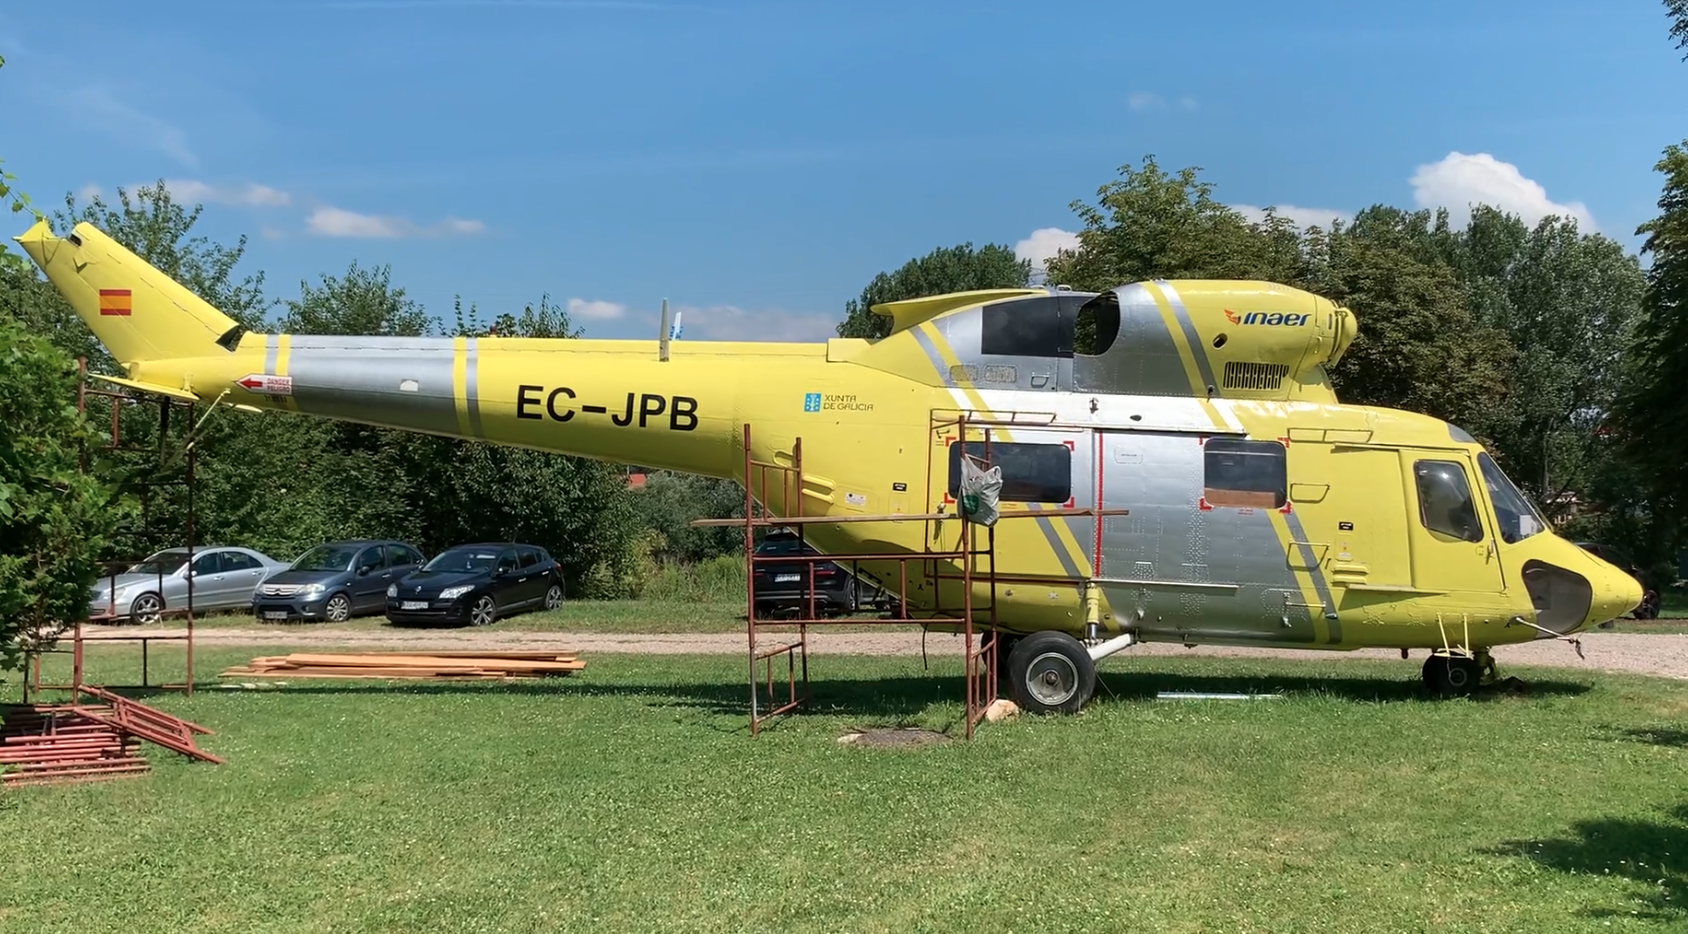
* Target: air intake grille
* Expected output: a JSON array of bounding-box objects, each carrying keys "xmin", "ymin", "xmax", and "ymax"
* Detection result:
[{"xmin": 1222, "ymin": 361, "xmax": 1290, "ymax": 391}]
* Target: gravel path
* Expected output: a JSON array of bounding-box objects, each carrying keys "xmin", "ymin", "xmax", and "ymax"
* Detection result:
[{"xmin": 84, "ymin": 626, "xmax": 1688, "ymax": 681}]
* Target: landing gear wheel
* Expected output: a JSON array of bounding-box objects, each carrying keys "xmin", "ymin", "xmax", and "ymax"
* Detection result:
[
  {"xmin": 1635, "ymin": 591, "xmax": 1661, "ymax": 620},
  {"xmin": 543, "ymin": 583, "xmax": 563, "ymax": 611},
  {"xmin": 468, "ymin": 595, "xmax": 497, "ymax": 627},
  {"xmin": 1006, "ymin": 631, "xmax": 1097, "ymax": 715},
  {"xmin": 1423, "ymin": 652, "xmax": 1481, "ymax": 698},
  {"xmin": 324, "ymin": 593, "xmax": 351, "ymax": 623}
]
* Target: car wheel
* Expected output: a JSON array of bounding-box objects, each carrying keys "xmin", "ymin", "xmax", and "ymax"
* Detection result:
[
  {"xmin": 543, "ymin": 583, "xmax": 563, "ymax": 611},
  {"xmin": 469, "ymin": 595, "xmax": 497, "ymax": 627},
  {"xmin": 128, "ymin": 592, "xmax": 164, "ymax": 625},
  {"xmin": 324, "ymin": 593, "xmax": 351, "ymax": 623}
]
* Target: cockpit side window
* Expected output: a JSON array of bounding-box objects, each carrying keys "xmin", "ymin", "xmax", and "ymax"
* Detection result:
[
  {"xmin": 1413, "ymin": 459, "xmax": 1484, "ymax": 543},
  {"xmin": 1477, "ymin": 452, "xmax": 1546, "ymax": 543}
]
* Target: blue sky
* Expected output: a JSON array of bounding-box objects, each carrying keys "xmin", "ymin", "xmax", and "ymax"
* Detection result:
[{"xmin": 0, "ymin": 0, "xmax": 1681, "ymax": 341}]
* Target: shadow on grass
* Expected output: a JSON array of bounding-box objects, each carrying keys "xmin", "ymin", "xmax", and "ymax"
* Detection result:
[
  {"xmin": 1601, "ymin": 725, "xmax": 1688, "ymax": 749},
  {"xmin": 170, "ymin": 666, "xmax": 1594, "ymax": 723},
  {"xmin": 1489, "ymin": 803, "xmax": 1688, "ymax": 923}
]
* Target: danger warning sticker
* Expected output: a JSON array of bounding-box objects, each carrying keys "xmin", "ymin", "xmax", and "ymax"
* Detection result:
[{"xmin": 236, "ymin": 374, "xmax": 292, "ymax": 395}]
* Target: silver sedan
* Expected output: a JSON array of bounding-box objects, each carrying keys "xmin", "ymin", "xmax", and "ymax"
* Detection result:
[{"xmin": 89, "ymin": 546, "xmax": 291, "ymax": 624}]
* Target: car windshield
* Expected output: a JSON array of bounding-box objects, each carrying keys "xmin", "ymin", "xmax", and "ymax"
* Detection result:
[
  {"xmin": 423, "ymin": 547, "xmax": 501, "ymax": 573},
  {"xmin": 127, "ymin": 551, "xmax": 189, "ymax": 575},
  {"xmin": 1478, "ymin": 452, "xmax": 1547, "ymax": 543},
  {"xmin": 756, "ymin": 536, "xmax": 811, "ymax": 554},
  {"xmin": 292, "ymin": 544, "xmax": 360, "ymax": 572}
]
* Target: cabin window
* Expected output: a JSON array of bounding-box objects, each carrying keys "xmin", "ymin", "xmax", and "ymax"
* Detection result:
[
  {"xmin": 1478, "ymin": 452, "xmax": 1545, "ymax": 543},
  {"xmin": 1413, "ymin": 459, "xmax": 1484, "ymax": 543},
  {"xmin": 1202, "ymin": 438, "xmax": 1287, "ymax": 509},
  {"xmin": 947, "ymin": 440, "xmax": 1072, "ymax": 504},
  {"xmin": 980, "ymin": 297, "xmax": 1074, "ymax": 358}
]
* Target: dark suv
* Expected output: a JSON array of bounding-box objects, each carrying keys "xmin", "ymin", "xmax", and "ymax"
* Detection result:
[
  {"xmin": 253, "ymin": 539, "xmax": 426, "ymax": 622},
  {"xmin": 751, "ymin": 529, "xmax": 871, "ymax": 618},
  {"xmin": 1574, "ymin": 541, "xmax": 1661, "ymax": 620},
  {"xmin": 385, "ymin": 542, "xmax": 565, "ymax": 627}
]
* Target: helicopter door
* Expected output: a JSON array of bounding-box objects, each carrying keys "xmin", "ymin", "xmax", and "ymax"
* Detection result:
[{"xmin": 1399, "ymin": 451, "xmax": 1504, "ymax": 595}]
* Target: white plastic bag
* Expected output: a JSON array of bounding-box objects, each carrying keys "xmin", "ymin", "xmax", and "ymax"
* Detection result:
[{"xmin": 957, "ymin": 454, "xmax": 1002, "ymax": 526}]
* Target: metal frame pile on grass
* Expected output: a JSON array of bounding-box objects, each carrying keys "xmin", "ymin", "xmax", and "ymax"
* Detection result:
[{"xmin": 2, "ymin": 686, "xmax": 223, "ymax": 786}]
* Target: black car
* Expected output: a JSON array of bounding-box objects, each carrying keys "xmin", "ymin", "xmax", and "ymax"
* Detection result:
[
  {"xmin": 1574, "ymin": 541, "xmax": 1662, "ymax": 620},
  {"xmin": 752, "ymin": 529, "xmax": 873, "ymax": 618},
  {"xmin": 384, "ymin": 542, "xmax": 565, "ymax": 627},
  {"xmin": 253, "ymin": 539, "xmax": 426, "ymax": 623}
]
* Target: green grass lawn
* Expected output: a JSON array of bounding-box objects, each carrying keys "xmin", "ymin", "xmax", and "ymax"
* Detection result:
[{"xmin": 4, "ymin": 645, "xmax": 1687, "ymax": 932}]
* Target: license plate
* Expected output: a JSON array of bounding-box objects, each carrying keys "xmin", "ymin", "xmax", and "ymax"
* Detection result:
[
  {"xmin": 401, "ymin": 600, "xmax": 429, "ymax": 610},
  {"xmin": 262, "ymin": 611, "xmax": 287, "ymax": 620},
  {"xmin": 774, "ymin": 574, "xmax": 801, "ymax": 583}
]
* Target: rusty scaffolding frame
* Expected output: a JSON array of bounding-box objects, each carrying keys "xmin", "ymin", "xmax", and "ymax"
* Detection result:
[
  {"xmin": 22, "ymin": 358, "xmax": 207, "ymax": 701},
  {"xmin": 695, "ymin": 413, "xmax": 1126, "ymax": 738}
]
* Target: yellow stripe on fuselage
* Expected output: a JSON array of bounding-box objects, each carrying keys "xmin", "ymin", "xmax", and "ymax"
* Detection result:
[{"xmin": 1142, "ymin": 282, "xmax": 1230, "ymax": 432}]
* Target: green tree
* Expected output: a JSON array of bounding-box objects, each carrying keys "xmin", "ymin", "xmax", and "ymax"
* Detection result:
[
  {"xmin": 1042, "ymin": 155, "xmax": 1315, "ymax": 292},
  {"xmin": 0, "ymin": 277, "xmax": 131, "ymax": 669},
  {"xmin": 1428, "ymin": 206, "xmax": 1645, "ymax": 518},
  {"xmin": 836, "ymin": 242, "xmax": 1031, "ymax": 340},
  {"xmin": 627, "ymin": 469, "xmax": 746, "ymax": 564},
  {"xmin": 284, "ymin": 262, "xmax": 436, "ymax": 336},
  {"xmin": 1669, "ymin": 0, "xmax": 1688, "ymax": 58},
  {"xmin": 1303, "ymin": 206, "xmax": 1516, "ymax": 434},
  {"xmin": 1612, "ymin": 144, "xmax": 1688, "ymax": 535}
]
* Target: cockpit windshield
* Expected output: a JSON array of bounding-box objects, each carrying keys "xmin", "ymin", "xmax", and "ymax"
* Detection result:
[{"xmin": 1477, "ymin": 452, "xmax": 1547, "ymax": 543}]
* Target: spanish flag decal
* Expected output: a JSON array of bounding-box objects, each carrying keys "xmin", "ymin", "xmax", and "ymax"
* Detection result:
[{"xmin": 98, "ymin": 288, "xmax": 132, "ymax": 316}]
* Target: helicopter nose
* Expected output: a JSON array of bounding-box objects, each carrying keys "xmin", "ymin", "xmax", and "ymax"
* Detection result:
[{"xmin": 1588, "ymin": 567, "xmax": 1644, "ymax": 628}]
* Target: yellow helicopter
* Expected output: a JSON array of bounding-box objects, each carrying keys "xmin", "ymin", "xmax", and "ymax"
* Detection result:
[{"xmin": 14, "ymin": 218, "xmax": 1643, "ymax": 714}]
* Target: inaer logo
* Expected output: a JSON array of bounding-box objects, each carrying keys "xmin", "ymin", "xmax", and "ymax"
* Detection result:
[{"xmin": 1224, "ymin": 309, "xmax": 1310, "ymax": 327}]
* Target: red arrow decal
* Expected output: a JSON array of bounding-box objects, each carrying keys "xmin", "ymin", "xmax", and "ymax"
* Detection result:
[{"xmin": 238, "ymin": 377, "xmax": 263, "ymax": 389}]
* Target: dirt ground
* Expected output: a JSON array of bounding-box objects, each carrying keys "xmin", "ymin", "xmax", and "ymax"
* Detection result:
[{"xmin": 88, "ymin": 625, "xmax": 1688, "ymax": 681}]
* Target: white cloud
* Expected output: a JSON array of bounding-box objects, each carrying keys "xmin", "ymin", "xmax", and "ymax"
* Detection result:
[
  {"xmin": 77, "ymin": 183, "xmax": 101, "ymax": 202},
  {"xmin": 1409, "ymin": 151, "xmax": 1596, "ymax": 231},
  {"xmin": 1232, "ymin": 203, "xmax": 1353, "ymax": 230},
  {"xmin": 305, "ymin": 205, "xmax": 487, "ymax": 238},
  {"xmin": 1015, "ymin": 227, "xmax": 1081, "ymax": 270},
  {"xmin": 566, "ymin": 298, "xmax": 626, "ymax": 320},
  {"xmin": 162, "ymin": 179, "xmax": 291, "ymax": 207}
]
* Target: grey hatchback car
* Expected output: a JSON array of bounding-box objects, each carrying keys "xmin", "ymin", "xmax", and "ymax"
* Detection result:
[{"xmin": 252, "ymin": 540, "xmax": 427, "ymax": 623}]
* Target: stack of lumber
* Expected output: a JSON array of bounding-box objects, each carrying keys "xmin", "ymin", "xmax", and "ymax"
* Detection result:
[
  {"xmin": 219, "ymin": 650, "xmax": 585, "ymax": 680},
  {"xmin": 1, "ymin": 704, "xmax": 150, "ymax": 786}
]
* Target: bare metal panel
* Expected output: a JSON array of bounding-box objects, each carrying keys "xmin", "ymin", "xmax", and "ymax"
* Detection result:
[{"xmin": 284, "ymin": 335, "xmax": 460, "ymax": 435}]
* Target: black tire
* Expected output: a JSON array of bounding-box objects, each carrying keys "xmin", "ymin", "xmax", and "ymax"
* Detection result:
[
  {"xmin": 129, "ymin": 592, "xmax": 164, "ymax": 626},
  {"xmin": 1423, "ymin": 653, "xmax": 1481, "ymax": 698},
  {"xmin": 324, "ymin": 592, "xmax": 352, "ymax": 623},
  {"xmin": 1005, "ymin": 631, "xmax": 1097, "ymax": 715},
  {"xmin": 1635, "ymin": 591, "xmax": 1660, "ymax": 620},
  {"xmin": 543, "ymin": 582, "xmax": 564, "ymax": 611},
  {"xmin": 468, "ymin": 595, "xmax": 497, "ymax": 627}
]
